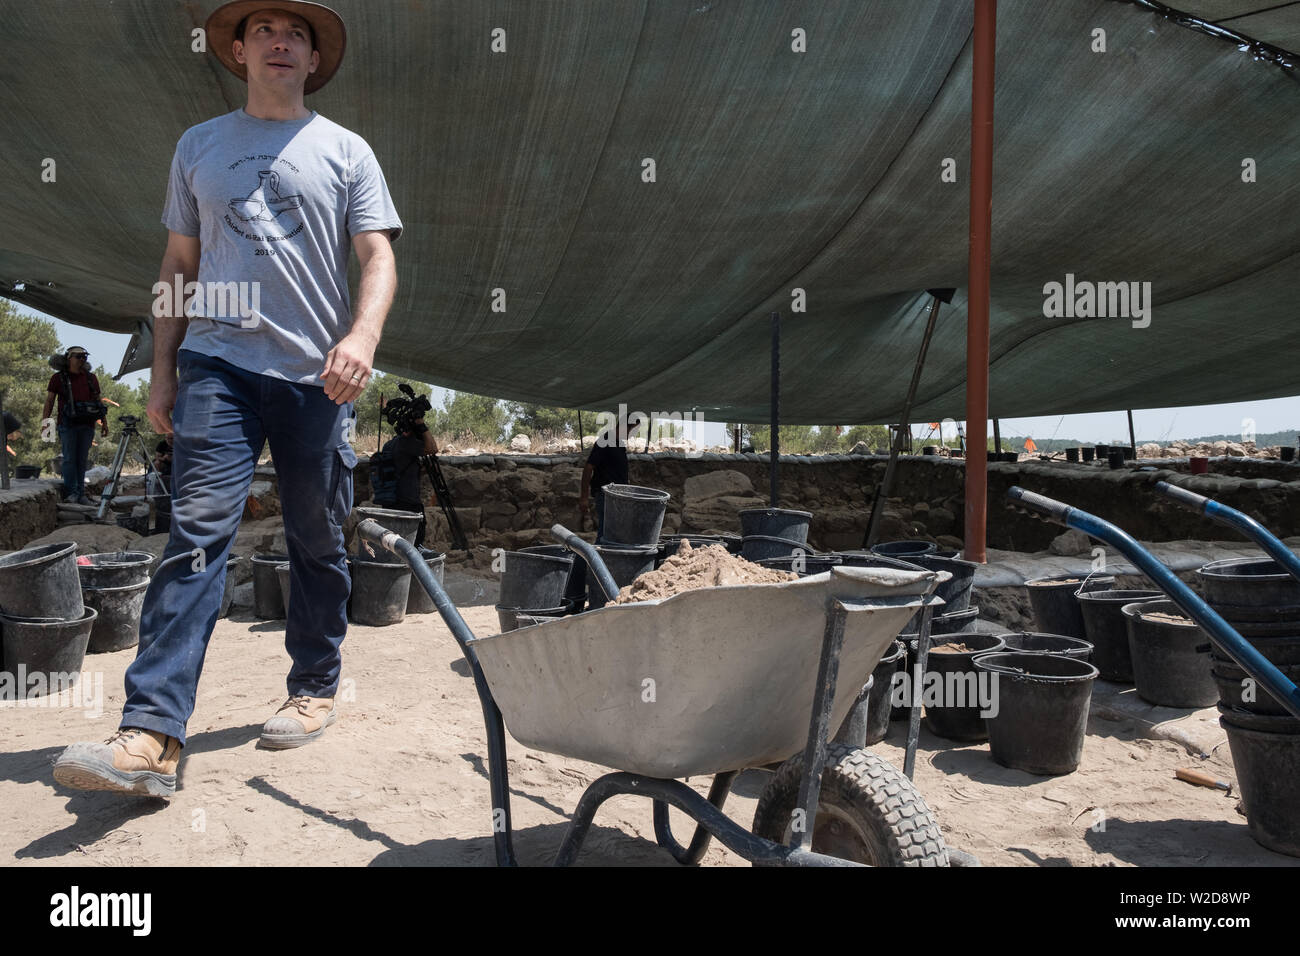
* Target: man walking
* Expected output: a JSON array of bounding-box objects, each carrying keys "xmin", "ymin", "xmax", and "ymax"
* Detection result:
[
  {"xmin": 41, "ymin": 346, "xmax": 108, "ymax": 504},
  {"xmin": 55, "ymin": 0, "xmax": 402, "ymax": 797}
]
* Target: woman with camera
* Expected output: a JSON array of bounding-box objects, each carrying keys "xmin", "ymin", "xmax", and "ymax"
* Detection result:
[{"xmin": 42, "ymin": 345, "xmax": 108, "ymax": 504}]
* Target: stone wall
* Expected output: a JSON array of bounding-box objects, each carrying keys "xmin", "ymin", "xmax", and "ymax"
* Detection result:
[
  {"xmin": 349, "ymin": 453, "xmax": 1300, "ymax": 553},
  {"xmin": 0, "ymin": 480, "xmax": 60, "ymax": 552}
]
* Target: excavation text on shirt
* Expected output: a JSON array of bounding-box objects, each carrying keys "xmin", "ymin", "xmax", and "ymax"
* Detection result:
[{"xmin": 161, "ymin": 108, "xmax": 402, "ymax": 385}]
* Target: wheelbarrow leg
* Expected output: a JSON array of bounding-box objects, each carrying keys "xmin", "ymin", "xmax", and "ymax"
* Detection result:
[
  {"xmin": 554, "ymin": 773, "xmax": 858, "ymax": 866},
  {"xmin": 788, "ymin": 599, "xmax": 851, "ymax": 854},
  {"xmin": 651, "ymin": 771, "xmax": 738, "ymax": 865}
]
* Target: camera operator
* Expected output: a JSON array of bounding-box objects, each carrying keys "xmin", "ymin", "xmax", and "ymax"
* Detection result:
[
  {"xmin": 383, "ymin": 414, "xmax": 436, "ymax": 547},
  {"xmin": 42, "ymin": 346, "xmax": 108, "ymax": 504}
]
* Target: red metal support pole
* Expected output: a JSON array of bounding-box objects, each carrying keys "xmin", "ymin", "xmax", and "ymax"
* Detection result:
[{"xmin": 964, "ymin": 0, "xmax": 996, "ymax": 564}]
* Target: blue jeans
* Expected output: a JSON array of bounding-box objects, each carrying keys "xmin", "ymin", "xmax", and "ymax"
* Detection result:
[
  {"xmin": 58, "ymin": 423, "xmax": 95, "ymax": 499},
  {"xmin": 121, "ymin": 349, "xmax": 357, "ymax": 746}
]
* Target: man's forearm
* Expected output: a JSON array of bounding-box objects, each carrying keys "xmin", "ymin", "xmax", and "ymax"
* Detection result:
[
  {"xmin": 348, "ymin": 251, "xmax": 396, "ymax": 347},
  {"xmin": 153, "ymin": 256, "xmax": 194, "ymax": 375}
]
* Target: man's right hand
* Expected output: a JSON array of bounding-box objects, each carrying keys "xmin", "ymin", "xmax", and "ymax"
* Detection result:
[{"xmin": 146, "ymin": 375, "xmax": 178, "ymax": 435}]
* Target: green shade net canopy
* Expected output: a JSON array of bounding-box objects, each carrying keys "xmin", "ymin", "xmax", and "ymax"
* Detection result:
[{"xmin": 1, "ymin": 0, "xmax": 1296, "ymax": 423}]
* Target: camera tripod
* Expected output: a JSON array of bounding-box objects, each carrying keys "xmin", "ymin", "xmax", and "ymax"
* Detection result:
[
  {"xmin": 417, "ymin": 452, "xmax": 469, "ymax": 553},
  {"xmin": 96, "ymin": 415, "xmax": 165, "ymax": 522}
]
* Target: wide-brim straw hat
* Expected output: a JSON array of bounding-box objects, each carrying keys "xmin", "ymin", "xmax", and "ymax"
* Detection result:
[{"xmin": 205, "ymin": 1, "xmax": 346, "ymax": 95}]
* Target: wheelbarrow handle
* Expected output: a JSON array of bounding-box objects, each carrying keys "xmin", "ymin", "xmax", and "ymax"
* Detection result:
[
  {"xmin": 354, "ymin": 518, "xmax": 518, "ymax": 866},
  {"xmin": 551, "ymin": 523, "xmax": 621, "ymax": 602}
]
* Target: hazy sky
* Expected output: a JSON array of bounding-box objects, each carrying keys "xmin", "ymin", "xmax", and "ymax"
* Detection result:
[{"xmin": 22, "ymin": 304, "xmax": 1300, "ymax": 447}]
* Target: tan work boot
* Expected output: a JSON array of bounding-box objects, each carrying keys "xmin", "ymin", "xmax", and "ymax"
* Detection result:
[
  {"xmin": 260, "ymin": 695, "xmax": 337, "ymax": 749},
  {"xmin": 53, "ymin": 728, "xmax": 181, "ymax": 798}
]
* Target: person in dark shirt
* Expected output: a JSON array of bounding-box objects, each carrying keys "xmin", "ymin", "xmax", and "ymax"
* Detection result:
[
  {"xmin": 383, "ymin": 416, "xmax": 437, "ymax": 547},
  {"xmin": 41, "ymin": 346, "xmax": 107, "ymax": 504},
  {"xmin": 580, "ymin": 412, "xmax": 643, "ymax": 543}
]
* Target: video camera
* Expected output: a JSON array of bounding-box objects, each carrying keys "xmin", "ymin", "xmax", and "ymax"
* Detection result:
[{"xmin": 383, "ymin": 383, "xmax": 432, "ymax": 434}]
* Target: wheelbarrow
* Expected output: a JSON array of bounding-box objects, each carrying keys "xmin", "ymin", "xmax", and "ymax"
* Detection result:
[
  {"xmin": 355, "ymin": 518, "xmax": 953, "ymax": 866},
  {"xmin": 1006, "ymin": 485, "xmax": 1300, "ymax": 719}
]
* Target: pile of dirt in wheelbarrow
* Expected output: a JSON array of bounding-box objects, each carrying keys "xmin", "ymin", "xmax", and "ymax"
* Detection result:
[{"xmin": 615, "ymin": 539, "xmax": 796, "ymax": 604}]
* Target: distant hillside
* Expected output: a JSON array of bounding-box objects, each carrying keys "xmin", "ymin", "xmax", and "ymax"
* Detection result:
[{"xmin": 982, "ymin": 429, "xmax": 1299, "ymax": 453}]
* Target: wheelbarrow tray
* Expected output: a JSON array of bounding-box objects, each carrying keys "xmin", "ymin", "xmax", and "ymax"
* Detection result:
[{"xmin": 471, "ymin": 565, "xmax": 941, "ymax": 779}]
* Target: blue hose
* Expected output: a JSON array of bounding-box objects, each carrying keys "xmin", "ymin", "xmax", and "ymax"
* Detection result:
[{"xmin": 1007, "ymin": 486, "xmax": 1300, "ymax": 719}]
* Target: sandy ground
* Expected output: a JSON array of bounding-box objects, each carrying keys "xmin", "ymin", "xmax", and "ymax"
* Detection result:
[{"xmin": 2, "ymin": 595, "xmax": 1295, "ymax": 868}]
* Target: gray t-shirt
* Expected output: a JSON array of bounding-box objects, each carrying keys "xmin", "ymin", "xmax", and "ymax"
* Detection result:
[{"xmin": 161, "ymin": 108, "xmax": 402, "ymax": 385}]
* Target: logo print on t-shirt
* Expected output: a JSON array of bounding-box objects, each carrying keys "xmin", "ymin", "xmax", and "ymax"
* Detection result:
[{"xmin": 229, "ymin": 170, "xmax": 303, "ymax": 223}]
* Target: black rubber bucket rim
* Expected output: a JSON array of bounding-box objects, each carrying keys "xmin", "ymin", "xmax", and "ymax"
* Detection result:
[
  {"xmin": 990, "ymin": 632, "xmax": 1095, "ymax": 657},
  {"xmin": 0, "ymin": 541, "xmax": 78, "ymax": 571},
  {"xmin": 974, "ymin": 651, "xmax": 1100, "ymax": 682},
  {"xmin": 1076, "ymin": 589, "xmax": 1164, "ymax": 604}
]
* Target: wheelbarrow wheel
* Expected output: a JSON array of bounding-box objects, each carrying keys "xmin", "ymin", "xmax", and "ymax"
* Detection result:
[{"xmin": 751, "ymin": 744, "xmax": 949, "ymax": 866}]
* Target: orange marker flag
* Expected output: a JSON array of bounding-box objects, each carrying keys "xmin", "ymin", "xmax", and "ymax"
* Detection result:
[{"xmin": 1024, "ymin": 437, "xmax": 1038, "ymax": 453}]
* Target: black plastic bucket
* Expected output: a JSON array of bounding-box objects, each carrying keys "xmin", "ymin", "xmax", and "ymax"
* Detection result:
[
  {"xmin": 835, "ymin": 552, "xmax": 925, "ymax": 571},
  {"xmin": 1212, "ymin": 635, "xmax": 1300, "ymax": 667},
  {"xmin": 1212, "ymin": 659, "xmax": 1300, "ymax": 715},
  {"xmin": 1107, "ymin": 451, "xmax": 1125, "ymax": 469},
  {"xmin": 276, "ymin": 562, "xmax": 292, "ymax": 617},
  {"xmin": 738, "ymin": 508, "xmax": 812, "ymax": 545},
  {"xmin": 832, "ymin": 675, "xmax": 875, "ymax": 748},
  {"xmin": 1197, "ymin": 557, "xmax": 1300, "ymax": 607},
  {"xmin": 993, "ymin": 632, "xmax": 1094, "ymax": 660},
  {"xmin": 1081, "ymin": 446, "xmax": 1096, "ymax": 462},
  {"xmin": 601, "ymin": 484, "xmax": 671, "ymax": 547},
  {"xmin": 741, "ymin": 535, "xmax": 815, "ymax": 562},
  {"xmin": 871, "ymin": 540, "xmax": 937, "ymax": 558},
  {"xmin": 906, "ymin": 553, "xmax": 978, "ymax": 613},
  {"xmin": 585, "ymin": 546, "xmax": 657, "ymax": 610},
  {"xmin": 1282, "ymin": 447, "xmax": 1297, "ymax": 463},
  {"xmin": 656, "ymin": 535, "xmax": 722, "ymax": 566},
  {"xmin": 1024, "ymin": 573, "xmax": 1115, "ymax": 640},
  {"xmin": 14, "ymin": 464, "xmax": 40, "ymax": 479},
  {"xmin": 865, "ymin": 641, "xmax": 906, "ymax": 743},
  {"xmin": 901, "ymin": 604, "xmax": 980, "ymax": 639},
  {"xmin": 405, "ymin": 547, "xmax": 447, "ymax": 614},
  {"xmin": 495, "ymin": 604, "xmax": 568, "ymax": 633},
  {"xmin": 757, "ymin": 553, "xmax": 842, "ymax": 576},
  {"xmin": 251, "ymin": 553, "xmax": 289, "ymax": 619},
  {"xmin": 1065, "ymin": 447, "xmax": 1079, "ymax": 463},
  {"xmin": 0, "ymin": 607, "xmax": 96, "ymax": 693},
  {"xmin": 499, "ymin": 550, "xmax": 574, "ymax": 609},
  {"xmin": 77, "ymin": 551, "xmax": 154, "ymax": 590},
  {"xmin": 218, "ymin": 555, "xmax": 241, "ymax": 619},
  {"xmin": 1221, "ymin": 717, "xmax": 1300, "ymax": 857},
  {"xmin": 520, "ymin": 545, "xmax": 588, "ymax": 611},
  {"xmin": 975, "ymin": 651, "xmax": 1099, "ymax": 775},
  {"xmin": 350, "ymin": 557, "xmax": 411, "ymax": 626},
  {"xmin": 1077, "ymin": 589, "xmax": 1162, "ymax": 680},
  {"xmin": 915, "ymin": 633, "xmax": 1006, "ymax": 742},
  {"xmin": 1209, "ymin": 601, "xmax": 1300, "ymax": 625},
  {"xmin": 1122, "ymin": 600, "xmax": 1217, "ymax": 707},
  {"xmin": 354, "ymin": 507, "xmax": 423, "ymax": 548},
  {"xmin": 82, "ymin": 580, "xmax": 148, "ymax": 653},
  {"xmin": 0, "ymin": 542, "xmax": 82, "ymax": 621}
]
